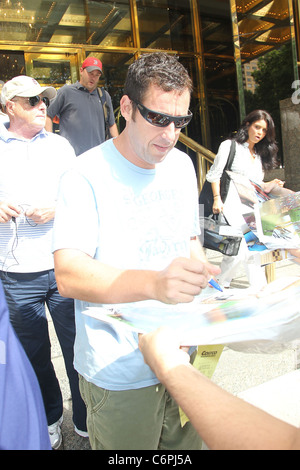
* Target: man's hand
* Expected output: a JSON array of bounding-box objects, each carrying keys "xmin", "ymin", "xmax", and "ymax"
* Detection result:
[
  {"xmin": 212, "ymin": 195, "xmax": 223, "ymax": 215},
  {"xmin": 153, "ymin": 257, "xmax": 220, "ymax": 304},
  {"xmin": 0, "ymin": 201, "xmax": 21, "ymax": 223},
  {"xmin": 139, "ymin": 328, "xmax": 190, "ymax": 381},
  {"xmin": 25, "ymin": 206, "xmax": 55, "ymax": 224}
]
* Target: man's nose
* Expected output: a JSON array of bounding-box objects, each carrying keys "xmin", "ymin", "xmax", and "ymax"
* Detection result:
[{"xmin": 162, "ymin": 122, "xmax": 178, "ymax": 139}]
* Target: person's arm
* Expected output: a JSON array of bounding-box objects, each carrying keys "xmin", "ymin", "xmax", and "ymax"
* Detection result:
[
  {"xmin": 139, "ymin": 328, "xmax": 300, "ymax": 450},
  {"xmin": 290, "ymin": 249, "xmax": 300, "ymax": 262},
  {"xmin": 262, "ymin": 179, "xmax": 293, "ymax": 196},
  {"xmin": 190, "ymin": 235, "xmax": 220, "ymax": 270},
  {"xmin": 45, "ymin": 116, "xmax": 53, "ymax": 132},
  {"xmin": 211, "ymin": 181, "xmax": 223, "ymax": 214},
  {"xmin": 190, "ymin": 236, "xmax": 206, "ymax": 261},
  {"xmin": 109, "ymin": 123, "xmax": 119, "ymax": 138},
  {"xmin": 54, "ymin": 249, "xmax": 217, "ymax": 305},
  {"xmin": 206, "ymin": 140, "xmax": 233, "ymax": 215}
]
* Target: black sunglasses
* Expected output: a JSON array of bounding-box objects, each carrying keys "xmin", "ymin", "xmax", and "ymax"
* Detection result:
[
  {"xmin": 134, "ymin": 101, "xmax": 193, "ymax": 129},
  {"xmin": 28, "ymin": 95, "xmax": 50, "ymax": 108},
  {"xmin": 17, "ymin": 95, "xmax": 50, "ymax": 108}
]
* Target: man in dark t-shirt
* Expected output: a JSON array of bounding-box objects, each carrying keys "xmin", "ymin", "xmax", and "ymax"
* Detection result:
[{"xmin": 46, "ymin": 56, "xmax": 118, "ymax": 156}]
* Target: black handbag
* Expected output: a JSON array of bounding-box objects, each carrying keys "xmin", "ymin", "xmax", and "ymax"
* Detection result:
[
  {"xmin": 199, "ymin": 140, "xmax": 236, "ymax": 217},
  {"xmin": 199, "ymin": 214, "xmax": 242, "ymax": 256}
]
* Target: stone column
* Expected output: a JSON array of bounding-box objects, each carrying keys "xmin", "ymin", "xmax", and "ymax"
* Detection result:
[{"xmin": 280, "ymin": 97, "xmax": 300, "ymax": 191}]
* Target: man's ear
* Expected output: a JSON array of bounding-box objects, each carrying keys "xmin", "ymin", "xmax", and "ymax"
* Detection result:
[
  {"xmin": 120, "ymin": 95, "xmax": 134, "ymax": 122},
  {"xmin": 5, "ymin": 100, "xmax": 15, "ymax": 117}
]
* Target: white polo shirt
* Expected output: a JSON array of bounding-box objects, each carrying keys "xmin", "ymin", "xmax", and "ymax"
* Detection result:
[{"xmin": 0, "ymin": 124, "xmax": 76, "ymax": 273}]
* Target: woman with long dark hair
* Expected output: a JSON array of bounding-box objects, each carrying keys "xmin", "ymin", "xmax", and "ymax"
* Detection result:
[{"xmin": 206, "ymin": 109, "xmax": 292, "ymax": 288}]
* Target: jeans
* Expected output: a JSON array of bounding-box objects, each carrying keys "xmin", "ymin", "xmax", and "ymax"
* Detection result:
[{"xmin": 0, "ymin": 269, "xmax": 87, "ymax": 430}]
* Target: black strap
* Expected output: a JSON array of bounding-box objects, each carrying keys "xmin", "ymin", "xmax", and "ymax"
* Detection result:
[
  {"xmin": 220, "ymin": 139, "xmax": 236, "ymax": 204},
  {"xmin": 224, "ymin": 139, "xmax": 236, "ymax": 172},
  {"xmin": 211, "ymin": 212, "xmax": 230, "ymax": 225},
  {"xmin": 97, "ymin": 87, "xmax": 110, "ymax": 140}
]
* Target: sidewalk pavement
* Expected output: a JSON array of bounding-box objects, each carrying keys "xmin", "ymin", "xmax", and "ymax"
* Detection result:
[{"xmin": 49, "ymin": 250, "xmax": 300, "ymax": 450}]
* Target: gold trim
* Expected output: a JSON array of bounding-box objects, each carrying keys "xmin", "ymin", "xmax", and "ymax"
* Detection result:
[
  {"xmin": 130, "ymin": 0, "xmax": 140, "ymax": 52},
  {"xmin": 190, "ymin": 0, "xmax": 210, "ymax": 149},
  {"xmin": 230, "ymin": 0, "xmax": 246, "ymax": 121}
]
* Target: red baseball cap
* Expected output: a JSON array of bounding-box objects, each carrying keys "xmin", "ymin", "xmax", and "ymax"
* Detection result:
[{"xmin": 82, "ymin": 57, "xmax": 102, "ymax": 73}]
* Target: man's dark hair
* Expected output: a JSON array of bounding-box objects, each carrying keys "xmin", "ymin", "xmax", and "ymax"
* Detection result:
[{"xmin": 124, "ymin": 52, "xmax": 193, "ymax": 109}]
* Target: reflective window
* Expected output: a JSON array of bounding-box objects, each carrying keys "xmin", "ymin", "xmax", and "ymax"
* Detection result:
[
  {"xmin": 0, "ymin": 0, "xmax": 133, "ymax": 47},
  {"xmin": 136, "ymin": 0, "xmax": 194, "ymax": 52},
  {"xmin": 0, "ymin": 0, "xmax": 298, "ymax": 162},
  {"xmin": 234, "ymin": 0, "xmax": 295, "ymax": 162},
  {"xmin": 176, "ymin": 56, "xmax": 204, "ymax": 169},
  {"xmin": 236, "ymin": 0, "xmax": 291, "ymax": 61},
  {"xmin": 0, "ymin": 51, "xmax": 25, "ymax": 82},
  {"xmin": 199, "ymin": 0, "xmax": 239, "ymax": 152},
  {"xmin": 27, "ymin": 57, "xmax": 73, "ymax": 85},
  {"xmin": 180, "ymin": 56, "xmax": 203, "ymax": 144}
]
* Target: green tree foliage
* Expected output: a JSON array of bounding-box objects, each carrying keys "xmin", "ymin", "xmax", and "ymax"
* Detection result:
[{"xmin": 245, "ymin": 44, "xmax": 294, "ymax": 164}]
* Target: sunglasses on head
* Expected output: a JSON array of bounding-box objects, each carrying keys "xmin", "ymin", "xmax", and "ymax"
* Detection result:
[{"xmin": 133, "ymin": 100, "xmax": 193, "ymax": 129}]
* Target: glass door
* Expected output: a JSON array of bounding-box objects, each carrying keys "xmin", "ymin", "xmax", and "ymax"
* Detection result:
[{"xmin": 24, "ymin": 52, "xmax": 79, "ymax": 89}]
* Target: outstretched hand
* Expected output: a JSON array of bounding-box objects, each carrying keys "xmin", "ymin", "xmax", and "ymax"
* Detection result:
[{"xmin": 139, "ymin": 327, "xmax": 190, "ymax": 381}]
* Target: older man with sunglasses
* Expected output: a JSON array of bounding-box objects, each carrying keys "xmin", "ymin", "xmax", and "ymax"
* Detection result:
[
  {"xmin": 53, "ymin": 53, "xmax": 219, "ymax": 450},
  {"xmin": 0, "ymin": 75, "xmax": 87, "ymax": 449}
]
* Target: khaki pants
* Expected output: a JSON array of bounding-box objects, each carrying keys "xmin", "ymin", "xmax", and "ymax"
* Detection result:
[{"xmin": 79, "ymin": 375, "xmax": 202, "ymax": 450}]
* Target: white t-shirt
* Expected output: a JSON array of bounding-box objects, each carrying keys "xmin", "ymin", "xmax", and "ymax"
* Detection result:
[{"xmin": 52, "ymin": 139, "xmax": 200, "ymax": 390}]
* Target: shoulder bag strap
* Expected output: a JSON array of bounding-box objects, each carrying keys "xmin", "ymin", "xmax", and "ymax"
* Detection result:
[
  {"xmin": 224, "ymin": 139, "xmax": 236, "ymax": 171},
  {"xmin": 97, "ymin": 87, "xmax": 110, "ymax": 139},
  {"xmin": 219, "ymin": 139, "xmax": 236, "ymax": 205}
]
